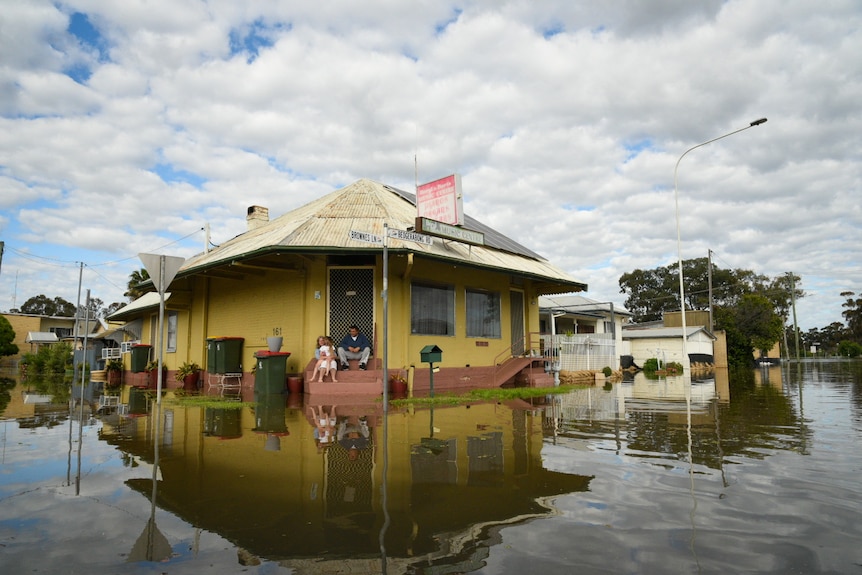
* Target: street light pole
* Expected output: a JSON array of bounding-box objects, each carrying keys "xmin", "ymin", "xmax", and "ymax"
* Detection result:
[{"xmin": 674, "ymin": 118, "xmax": 767, "ymax": 373}]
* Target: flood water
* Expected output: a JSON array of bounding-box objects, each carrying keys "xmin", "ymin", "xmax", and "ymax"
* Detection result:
[{"xmin": 1, "ymin": 359, "xmax": 860, "ymax": 574}]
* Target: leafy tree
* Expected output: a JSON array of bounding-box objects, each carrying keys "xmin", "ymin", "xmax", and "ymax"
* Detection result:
[
  {"xmin": 731, "ymin": 294, "xmax": 785, "ymax": 355},
  {"xmin": 13, "ymin": 294, "xmax": 76, "ymax": 316},
  {"xmin": 837, "ymin": 340, "xmax": 862, "ymax": 357},
  {"xmin": 104, "ymin": 301, "xmax": 125, "ymax": 316},
  {"xmin": 619, "ymin": 258, "xmax": 801, "ymax": 325},
  {"xmin": 841, "ymin": 291, "xmax": 862, "ymax": 343},
  {"xmin": 620, "ymin": 259, "xmax": 797, "ymax": 366},
  {"xmin": 125, "ymin": 268, "xmax": 151, "ymax": 301},
  {"xmin": 19, "ymin": 343, "xmax": 73, "ymax": 378},
  {"xmin": 715, "ymin": 307, "xmax": 758, "ymax": 367},
  {"xmin": 0, "ymin": 316, "xmax": 19, "ymax": 357}
]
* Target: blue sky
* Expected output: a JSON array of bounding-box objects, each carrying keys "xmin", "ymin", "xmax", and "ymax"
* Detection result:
[{"xmin": 1, "ymin": 1, "xmax": 860, "ymax": 330}]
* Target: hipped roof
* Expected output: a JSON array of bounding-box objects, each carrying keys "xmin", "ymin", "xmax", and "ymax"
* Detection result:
[
  {"xmin": 178, "ymin": 179, "xmax": 586, "ymax": 294},
  {"xmin": 107, "ymin": 292, "xmax": 171, "ymax": 321}
]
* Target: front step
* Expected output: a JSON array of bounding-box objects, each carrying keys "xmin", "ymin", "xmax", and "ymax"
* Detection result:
[{"xmin": 304, "ymin": 358, "xmax": 384, "ymax": 396}]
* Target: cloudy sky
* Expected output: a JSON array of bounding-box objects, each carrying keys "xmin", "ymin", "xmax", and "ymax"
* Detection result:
[{"xmin": 1, "ymin": 0, "xmax": 859, "ymax": 331}]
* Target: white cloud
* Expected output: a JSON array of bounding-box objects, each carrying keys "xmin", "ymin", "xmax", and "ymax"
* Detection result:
[{"xmin": 0, "ymin": 0, "xmax": 859, "ymax": 330}]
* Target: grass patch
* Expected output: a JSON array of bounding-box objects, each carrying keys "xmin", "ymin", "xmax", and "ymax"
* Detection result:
[
  {"xmin": 389, "ymin": 384, "xmax": 589, "ymax": 407},
  {"xmin": 164, "ymin": 394, "xmax": 251, "ymax": 409}
]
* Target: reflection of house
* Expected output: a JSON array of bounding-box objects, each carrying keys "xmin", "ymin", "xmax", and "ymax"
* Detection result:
[
  {"xmin": 621, "ymin": 310, "xmax": 727, "ymax": 369},
  {"xmin": 107, "ymin": 179, "xmax": 588, "ymax": 393},
  {"xmin": 539, "ymin": 295, "xmax": 632, "ymax": 370},
  {"xmin": 103, "ymin": 399, "xmax": 592, "ymax": 566}
]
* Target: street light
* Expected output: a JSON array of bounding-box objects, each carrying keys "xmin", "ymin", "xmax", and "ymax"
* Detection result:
[{"xmin": 673, "ymin": 117, "xmax": 767, "ymax": 373}]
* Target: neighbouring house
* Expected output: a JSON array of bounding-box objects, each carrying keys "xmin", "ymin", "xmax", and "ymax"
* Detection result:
[
  {"xmin": 621, "ymin": 310, "xmax": 727, "ymax": 370},
  {"xmin": 0, "ymin": 312, "xmax": 104, "ymax": 371},
  {"xmin": 539, "ymin": 294, "xmax": 632, "ymax": 371},
  {"xmin": 107, "ymin": 179, "xmax": 588, "ymax": 395}
]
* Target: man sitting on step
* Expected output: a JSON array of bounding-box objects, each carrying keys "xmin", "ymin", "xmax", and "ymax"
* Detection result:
[{"xmin": 337, "ymin": 325, "xmax": 372, "ymax": 371}]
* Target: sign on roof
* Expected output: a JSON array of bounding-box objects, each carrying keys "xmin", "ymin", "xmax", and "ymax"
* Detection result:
[
  {"xmin": 417, "ymin": 174, "xmax": 463, "ymax": 226},
  {"xmin": 415, "ymin": 217, "xmax": 485, "ymax": 246}
]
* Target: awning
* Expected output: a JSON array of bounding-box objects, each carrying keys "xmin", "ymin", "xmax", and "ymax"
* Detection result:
[
  {"xmin": 107, "ymin": 292, "xmax": 171, "ymax": 321},
  {"xmin": 25, "ymin": 332, "xmax": 59, "ymax": 344}
]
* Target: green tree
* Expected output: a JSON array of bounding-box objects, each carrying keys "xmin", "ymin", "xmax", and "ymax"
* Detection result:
[
  {"xmin": 837, "ymin": 340, "xmax": 862, "ymax": 357},
  {"xmin": 731, "ymin": 294, "xmax": 785, "ymax": 355},
  {"xmin": 0, "ymin": 316, "xmax": 19, "ymax": 357},
  {"xmin": 13, "ymin": 294, "xmax": 76, "ymax": 316},
  {"xmin": 841, "ymin": 291, "xmax": 862, "ymax": 343},
  {"xmin": 125, "ymin": 268, "xmax": 151, "ymax": 301}
]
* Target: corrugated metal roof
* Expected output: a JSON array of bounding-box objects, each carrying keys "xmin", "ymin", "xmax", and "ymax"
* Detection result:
[
  {"xmin": 106, "ymin": 292, "xmax": 171, "ymax": 321},
  {"xmin": 539, "ymin": 294, "xmax": 632, "ymax": 316},
  {"xmin": 25, "ymin": 332, "xmax": 59, "ymax": 344},
  {"xmin": 622, "ymin": 326, "xmax": 713, "ymax": 340},
  {"xmin": 180, "ymin": 179, "xmax": 587, "ymax": 292}
]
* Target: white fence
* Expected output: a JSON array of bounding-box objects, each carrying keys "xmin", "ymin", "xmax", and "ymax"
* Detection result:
[{"xmin": 542, "ymin": 333, "xmax": 617, "ymax": 372}]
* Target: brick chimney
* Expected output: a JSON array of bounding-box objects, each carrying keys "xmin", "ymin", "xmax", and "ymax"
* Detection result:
[{"xmin": 247, "ymin": 205, "xmax": 269, "ymax": 230}]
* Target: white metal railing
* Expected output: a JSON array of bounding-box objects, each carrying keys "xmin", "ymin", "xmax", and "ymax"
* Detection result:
[
  {"xmin": 541, "ymin": 333, "xmax": 616, "ymax": 371},
  {"xmin": 101, "ymin": 348, "xmax": 121, "ymax": 359}
]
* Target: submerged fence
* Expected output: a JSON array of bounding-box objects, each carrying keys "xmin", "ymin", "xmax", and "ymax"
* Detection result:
[{"xmin": 541, "ymin": 333, "xmax": 617, "ymax": 372}]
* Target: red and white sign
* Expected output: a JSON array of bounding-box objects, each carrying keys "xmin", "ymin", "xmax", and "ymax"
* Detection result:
[{"xmin": 417, "ymin": 174, "xmax": 463, "ymax": 226}]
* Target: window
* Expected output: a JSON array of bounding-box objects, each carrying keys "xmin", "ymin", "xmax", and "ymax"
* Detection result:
[
  {"xmin": 166, "ymin": 311, "xmax": 178, "ymax": 353},
  {"xmin": 466, "ymin": 289, "xmax": 501, "ymax": 338},
  {"xmin": 411, "ymin": 283, "xmax": 454, "ymax": 335}
]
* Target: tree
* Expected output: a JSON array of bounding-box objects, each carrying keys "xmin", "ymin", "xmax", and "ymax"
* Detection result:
[
  {"xmin": 104, "ymin": 301, "xmax": 125, "ymax": 316},
  {"xmin": 841, "ymin": 291, "xmax": 862, "ymax": 343},
  {"xmin": 13, "ymin": 294, "xmax": 76, "ymax": 317},
  {"xmin": 619, "ymin": 259, "xmax": 797, "ymax": 366},
  {"xmin": 78, "ymin": 297, "xmax": 105, "ymax": 320},
  {"xmin": 0, "ymin": 316, "xmax": 19, "ymax": 358},
  {"xmin": 125, "ymin": 268, "xmax": 151, "ymax": 301},
  {"xmin": 732, "ymin": 294, "xmax": 785, "ymax": 356},
  {"xmin": 618, "ymin": 258, "xmax": 801, "ymax": 324}
]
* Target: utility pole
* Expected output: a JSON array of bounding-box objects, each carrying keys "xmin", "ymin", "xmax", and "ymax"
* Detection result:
[
  {"xmin": 789, "ymin": 272, "xmax": 801, "ymax": 361},
  {"xmin": 707, "ymin": 249, "xmax": 714, "ymax": 333}
]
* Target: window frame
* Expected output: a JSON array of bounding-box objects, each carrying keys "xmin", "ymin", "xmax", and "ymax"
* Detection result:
[
  {"xmin": 465, "ymin": 287, "xmax": 502, "ymax": 339},
  {"xmin": 410, "ymin": 281, "xmax": 455, "ymax": 336}
]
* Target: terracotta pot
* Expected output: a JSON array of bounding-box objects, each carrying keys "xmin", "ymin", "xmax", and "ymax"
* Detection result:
[
  {"xmin": 106, "ymin": 370, "xmax": 122, "ymax": 388},
  {"xmin": 148, "ymin": 368, "xmax": 166, "ymax": 389},
  {"xmin": 287, "ymin": 376, "xmax": 303, "ymax": 394},
  {"xmin": 390, "ymin": 379, "xmax": 408, "ymax": 395},
  {"xmin": 182, "ymin": 372, "xmax": 200, "ymax": 391}
]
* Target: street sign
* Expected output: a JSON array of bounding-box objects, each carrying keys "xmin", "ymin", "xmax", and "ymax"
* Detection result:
[
  {"xmin": 348, "ymin": 230, "xmax": 383, "ymax": 245},
  {"xmin": 387, "ymin": 228, "xmax": 433, "ymax": 245}
]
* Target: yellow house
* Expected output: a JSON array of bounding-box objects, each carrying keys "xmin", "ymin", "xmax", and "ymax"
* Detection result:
[{"xmin": 108, "ymin": 179, "xmax": 587, "ymax": 394}]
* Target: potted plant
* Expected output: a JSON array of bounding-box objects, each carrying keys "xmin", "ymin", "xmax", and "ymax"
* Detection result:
[
  {"xmin": 389, "ymin": 372, "xmax": 408, "ymax": 395},
  {"xmin": 175, "ymin": 361, "xmax": 202, "ymax": 391},
  {"xmin": 145, "ymin": 360, "xmax": 166, "ymax": 389},
  {"xmin": 105, "ymin": 358, "xmax": 123, "ymax": 389}
]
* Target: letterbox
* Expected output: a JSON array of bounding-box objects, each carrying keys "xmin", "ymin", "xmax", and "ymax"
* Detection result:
[{"xmin": 420, "ymin": 345, "xmax": 442, "ymax": 364}]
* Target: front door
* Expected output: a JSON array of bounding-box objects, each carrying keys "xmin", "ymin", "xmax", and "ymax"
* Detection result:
[
  {"xmin": 328, "ymin": 268, "xmax": 376, "ymax": 348},
  {"xmin": 510, "ymin": 289, "xmax": 525, "ymax": 356}
]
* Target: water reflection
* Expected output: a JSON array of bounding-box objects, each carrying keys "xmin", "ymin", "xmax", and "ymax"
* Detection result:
[
  {"xmin": 3, "ymin": 361, "xmax": 861, "ymax": 574},
  {"xmin": 96, "ymin": 392, "xmax": 592, "ymax": 569}
]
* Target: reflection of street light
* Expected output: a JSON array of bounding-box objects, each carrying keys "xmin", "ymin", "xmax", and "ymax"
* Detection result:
[{"xmin": 674, "ymin": 118, "xmax": 767, "ymax": 373}]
